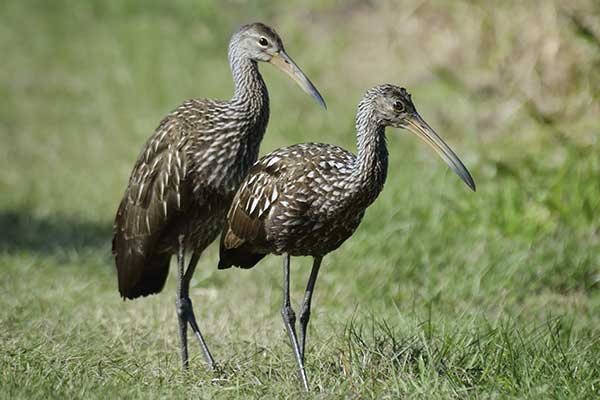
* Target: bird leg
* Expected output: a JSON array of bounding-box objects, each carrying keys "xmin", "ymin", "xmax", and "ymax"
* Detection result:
[
  {"xmin": 280, "ymin": 253, "xmax": 310, "ymax": 392},
  {"xmin": 298, "ymin": 256, "xmax": 322, "ymax": 363},
  {"xmin": 176, "ymin": 238, "xmax": 189, "ymax": 369},
  {"xmin": 176, "ymin": 237, "xmax": 215, "ymax": 370}
]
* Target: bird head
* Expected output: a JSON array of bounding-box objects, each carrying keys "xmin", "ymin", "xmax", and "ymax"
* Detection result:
[
  {"xmin": 232, "ymin": 23, "xmax": 326, "ymax": 109},
  {"xmin": 369, "ymin": 84, "xmax": 476, "ymax": 191}
]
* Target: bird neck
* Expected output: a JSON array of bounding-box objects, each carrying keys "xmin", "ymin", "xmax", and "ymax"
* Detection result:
[
  {"xmin": 228, "ymin": 48, "xmax": 269, "ymax": 115},
  {"xmin": 208, "ymin": 44, "xmax": 269, "ymax": 192},
  {"xmin": 348, "ymin": 103, "xmax": 389, "ymax": 208}
]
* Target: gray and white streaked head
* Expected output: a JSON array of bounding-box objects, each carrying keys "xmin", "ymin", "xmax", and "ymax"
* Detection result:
[
  {"xmin": 229, "ymin": 22, "xmax": 326, "ymax": 109},
  {"xmin": 363, "ymin": 84, "xmax": 476, "ymax": 191},
  {"xmin": 231, "ymin": 23, "xmax": 284, "ymax": 62}
]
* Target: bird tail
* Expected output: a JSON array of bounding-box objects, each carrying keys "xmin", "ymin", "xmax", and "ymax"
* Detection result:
[
  {"xmin": 118, "ymin": 252, "xmax": 171, "ymax": 299},
  {"xmin": 218, "ymin": 230, "xmax": 266, "ymax": 269},
  {"xmin": 112, "ymin": 219, "xmax": 171, "ymax": 299}
]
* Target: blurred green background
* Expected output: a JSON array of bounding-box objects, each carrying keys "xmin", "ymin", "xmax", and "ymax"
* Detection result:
[{"xmin": 1, "ymin": 0, "xmax": 599, "ymax": 398}]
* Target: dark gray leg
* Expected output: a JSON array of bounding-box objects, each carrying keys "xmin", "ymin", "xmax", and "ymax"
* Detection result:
[
  {"xmin": 176, "ymin": 237, "xmax": 215, "ymax": 370},
  {"xmin": 281, "ymin": 253, "xmax": 309, "ymax": 392},
  {"xmin": 176, "ymin": 237, "xmax": 189, "ymax": 369},
  {"xmin": 299, "ymin": 256, "xmax": 322, "ymax": 363}
]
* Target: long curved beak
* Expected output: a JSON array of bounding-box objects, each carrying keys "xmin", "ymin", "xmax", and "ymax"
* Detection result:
[
  {"xmin": 405, "ymin": 113, "xmax": 476, "ymax": 191},
  {"xmin": 269, "ymin": 50, "xmax": 327, "ymax": 110}
]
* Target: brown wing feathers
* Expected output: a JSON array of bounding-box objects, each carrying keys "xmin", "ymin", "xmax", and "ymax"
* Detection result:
[
  {"xmin": 218, "ymin": 166, "xmax": 277, "ymax": 269},
  {"xmin": 113, "ymin": 119, "xmax": 189, "ymax": 299}
]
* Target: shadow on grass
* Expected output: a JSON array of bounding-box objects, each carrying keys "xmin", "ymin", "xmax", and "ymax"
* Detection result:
[{"xmin": 0, "ymin": 209, "xmax": 112, "ymax": 257}]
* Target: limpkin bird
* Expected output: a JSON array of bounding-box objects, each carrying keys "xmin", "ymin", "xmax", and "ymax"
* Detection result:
[
  {"xmin": 112, "ymin": 22, "xmax": 325, "ymax": 370},
  {"xmin": 219, "ymin": 84, "xmax": 475, "ymax": 390}
]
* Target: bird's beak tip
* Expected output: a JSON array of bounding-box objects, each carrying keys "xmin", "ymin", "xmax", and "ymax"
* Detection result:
[
  {"xmin": 270, "ymin": 51, "xmax": 326, "ymax": 110},
  {"xmin": 468, "ymin": 179, "xmax": 477, "ymax": 192},
  {"xmin": 457, "ymin": 170, "xmax": 476, "ymax": 192},
  {"xmin": 406, "ymin": 114, "xmax": 476, "ymax": 193}
]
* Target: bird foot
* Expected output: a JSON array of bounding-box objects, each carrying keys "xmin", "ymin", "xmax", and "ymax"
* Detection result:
[{"xmin": 175, "ymin": 295, "xmax": 216, "ymax": 370}]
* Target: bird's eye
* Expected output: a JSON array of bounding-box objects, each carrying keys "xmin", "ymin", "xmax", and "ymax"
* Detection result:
[
  {"xmin": 258, "ymin": 37, "xmax": 269, "ymax": 46},
  {"xmin": 393, "ymin": 100, "xmax": 405, "ymax": 112}
]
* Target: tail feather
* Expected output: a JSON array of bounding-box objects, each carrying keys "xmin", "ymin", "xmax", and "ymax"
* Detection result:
[
  {"xmin": 119, "ymin": 253, "xmax": 171, "ymax": 299},
  {"xmin": 218, "ymin": 247, "xmax": 266, "ymax": 269},
  {"xmin": 113, "ymin": 230, "xmax": 171, "ymax": 299},
  {"xmin": 218, "ymin": 230, "xmax": 265, "ymax": 269}
]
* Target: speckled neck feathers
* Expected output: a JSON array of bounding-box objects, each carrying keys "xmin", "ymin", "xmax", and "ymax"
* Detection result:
[
  {"xmin": 346, "ymin": 96, "xmax": 389, "ymax": 208},
  {"xmin": 194, "ymin": 34, "xmax": 271, "ymax": 190},
  {"xmin": 228, "ymin": 35, "xmax": 269, "ymax": 114}
]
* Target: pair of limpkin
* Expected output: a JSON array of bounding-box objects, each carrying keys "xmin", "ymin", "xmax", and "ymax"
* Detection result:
[{"xmin": 113, "ymin": 22, "xmax": 475, "ymax": 391}]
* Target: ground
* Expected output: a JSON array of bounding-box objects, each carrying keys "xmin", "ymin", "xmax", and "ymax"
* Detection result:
[{"xmin": 1, "ymin": 1, "xmax": 599, "ymax": 398}]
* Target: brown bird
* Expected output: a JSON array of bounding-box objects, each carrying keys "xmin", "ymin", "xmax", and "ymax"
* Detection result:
[
  {"xmin": 219, "ymin": 84, "xmax": 475, "ymax": 390},
  {"xmin": 112, "ymin": 22, "xmax": 325, "ymax": 370}
]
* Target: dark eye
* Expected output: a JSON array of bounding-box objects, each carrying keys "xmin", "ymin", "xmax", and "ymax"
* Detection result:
[
  {"xmin": 393, "ymin": 100, "xmax": 405, "ymax": 112},
  {"xmin": 258, "ymin": 37, "xmax": 269, "ymax": 46}
]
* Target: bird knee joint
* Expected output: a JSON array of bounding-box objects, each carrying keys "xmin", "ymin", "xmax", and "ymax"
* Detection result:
[
  {"xmin": 281, "ymin": 305, "xmax": 296, "ymax": 324},
  {"xmin": 176, "ymin": 297, "xmax": 192, "ymax": 316},
  {"xmin": 300, "ymin": 310, "xmax": 310, "ymax": 324}
]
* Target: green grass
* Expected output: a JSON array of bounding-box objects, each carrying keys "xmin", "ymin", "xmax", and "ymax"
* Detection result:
[{"xmin": 1, "ymin": 0, "xmax": 599, "ymax": 398}]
